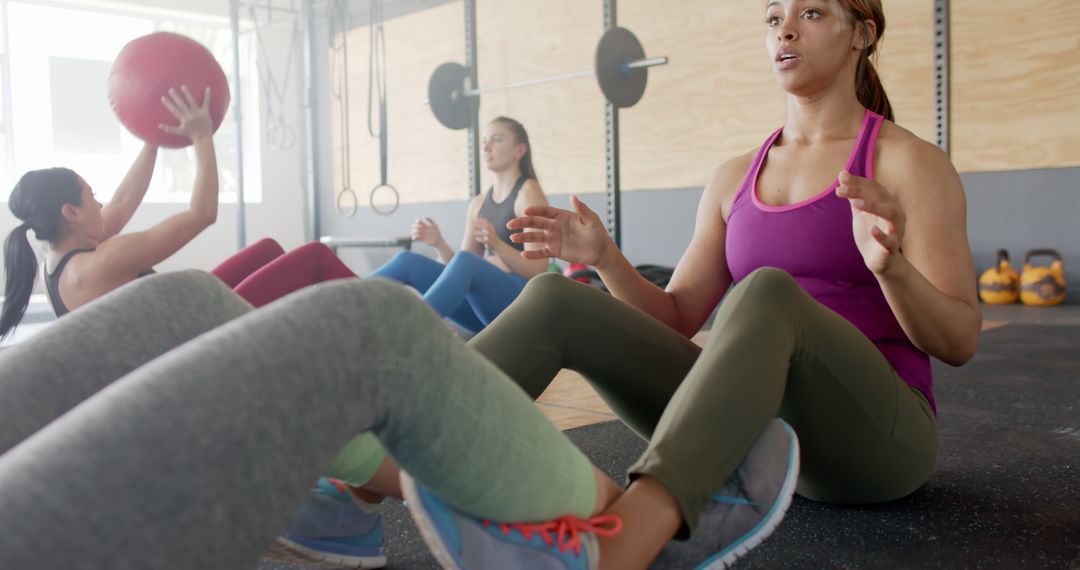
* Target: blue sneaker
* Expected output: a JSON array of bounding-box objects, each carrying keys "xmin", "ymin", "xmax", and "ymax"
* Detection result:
[
  {"xmin": 268, "ymin": 477, "xmax": 387, "ymax": 569},
  {"xmin": 401, "ymin": 471, "xmax": 622, "ymax": 569},
  {"xmin": 650, "ymin": 418, "xmax": 800, "ymax": 570}
]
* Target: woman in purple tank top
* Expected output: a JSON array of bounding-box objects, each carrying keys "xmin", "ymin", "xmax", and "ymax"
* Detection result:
[{"xmin": 434, "ymin": 0, "xmax": 985, "ymax": 568}]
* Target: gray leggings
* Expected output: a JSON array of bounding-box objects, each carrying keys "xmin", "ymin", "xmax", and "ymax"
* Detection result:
[
  {"xmin": 0, "ymin": 271, "xmax": 595, "ymax": 569},
  {"xmin": 471, "ymin": 269, "xmax": 939, "ymax": 532}
]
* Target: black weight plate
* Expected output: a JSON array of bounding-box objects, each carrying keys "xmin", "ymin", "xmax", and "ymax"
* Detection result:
[
  {"xmin": 595, "ymin": 27, "xmax": 647, "ymax": 108},
  {"xmin": 428, "ymin": 62, "xmax": 475, "ymax": 130}
]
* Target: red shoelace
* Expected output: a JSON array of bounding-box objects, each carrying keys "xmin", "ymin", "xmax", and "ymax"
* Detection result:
[
  {"xmin": 326, "ymin": 478, "xmax": 349, "ymax": 494},
  {"xmin": 483, "ymin": 514, "xmax": 624, "ymax": 556}
]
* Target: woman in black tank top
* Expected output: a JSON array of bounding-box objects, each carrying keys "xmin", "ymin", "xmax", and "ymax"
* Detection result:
[
  {"xmin": 370, "ymin": 117, "xmax": 552, "ymax": 333},
  {"xmin": 1, "ymin": 86, "xmax": 220, "ymax": 339},
  {"xmin": 2, "ymin": 86, "xmax": 362, "ymax": 338}
]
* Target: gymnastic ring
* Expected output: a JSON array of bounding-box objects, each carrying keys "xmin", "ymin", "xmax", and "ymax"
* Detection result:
[
  {"xmin": 336, "ymin": 187, "xmax": 359, "ymax": 219},
  {"xmin": 370, "ymin": 183, "xmax": 400, "ymax": 216}
]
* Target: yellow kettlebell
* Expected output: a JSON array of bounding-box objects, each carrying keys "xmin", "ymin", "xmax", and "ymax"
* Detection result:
[
  {"xmin": 978, "ymin": 249, "xmax": 1020, "ymax": 304},
  {"xmin": 1020, "ymin": 249, "xmax": 1067, "ymax": 307}
]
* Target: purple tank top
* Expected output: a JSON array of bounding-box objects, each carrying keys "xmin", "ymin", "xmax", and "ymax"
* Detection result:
[{"xmin": 725, "ymin": 110, "xmax": 934, "ymax": 410}]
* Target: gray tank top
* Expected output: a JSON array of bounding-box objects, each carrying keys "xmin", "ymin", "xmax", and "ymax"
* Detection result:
[{"xmin": 476, "ymin": 175, "xmax": 528, "ymax": 252}]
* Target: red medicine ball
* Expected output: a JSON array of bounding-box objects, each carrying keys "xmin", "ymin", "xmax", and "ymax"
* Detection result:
[{"xmin": 107, "ymin": 32, "xmax": 231, "ymax": 149}]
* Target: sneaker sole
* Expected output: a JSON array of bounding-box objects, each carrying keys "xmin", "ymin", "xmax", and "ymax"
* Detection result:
[
  {"xmin": 697, "ymin": 419, "xmax": 801, "ymax": 570},
  {"xmin": 265, "ymin": 536, "xmax": 387, "ymax": 569},
  {"xmin": 400, "ymin": 471, "xmax": 466, "ymax": 570}
]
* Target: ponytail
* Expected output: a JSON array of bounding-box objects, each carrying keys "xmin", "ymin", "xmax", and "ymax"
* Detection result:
[
  {"xmin": 2, "ymin": 167, "xmax": 82, "ymax": 338},
  {"xmin": 842, "ymin": 1, "xmax": 893, "ymax": 122},
  {"xmin": 1, "ymin": 224, "xmax": 38, "ymax": 339},
  {"xmin": 855, "ymin": 39, "xmax": 893, "ymax": 122}
]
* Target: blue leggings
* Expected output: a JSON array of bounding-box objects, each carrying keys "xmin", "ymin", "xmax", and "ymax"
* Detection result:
[{"xmin": 370, "ymin": 251, "xmax": 527, "ymax": 333}]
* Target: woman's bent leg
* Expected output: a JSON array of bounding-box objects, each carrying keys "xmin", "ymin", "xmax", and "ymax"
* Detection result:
[
  {"xmin": 232, "ymin": 241, "xmax": 358, "ymax": 307},
  {"xmin": 211, "ymin": 238, "xmax": 286, "ymax": 287},
  {"xmin": 0, "ymin": 278, "xmax": 598, "ymax": 569}
]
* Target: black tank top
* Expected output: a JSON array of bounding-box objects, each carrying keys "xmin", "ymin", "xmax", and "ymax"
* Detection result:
[
  {"xmin": 44, "ymin": 248, "xmax": 155, "ymax": 317},
  {"xmin": 476, "ymin": 175, "xmax": 528, "ymax": 252}
]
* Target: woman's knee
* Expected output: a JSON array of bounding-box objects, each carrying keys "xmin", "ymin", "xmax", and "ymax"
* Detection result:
[
  {"xmin": 127, "ymin": 270, "xmax": 254, "ymax": 316},
  {"xmin": 293, "ymin": 240, "xmax": 336, "ymax": 260},
  {"xmin": 743, "ymin": 267, "xmax": 799, "ymax": 294},
  {"xmin": 389, "ymin": 250, "xmax": 423, "ymax": 262},
  {"xmin": 371, "ymin": 250, "xmax": 441, "ymax": 286},
  {"xmin": 518, "ymin": 272, "xmax": 575, "ymax": 302},
  {"xmin": 140, "ymin": 269, "xmax": 234, "ymax": 299},
  {"xmin": 251, "ymin": 237, "xmax": 284, "ymax": 254},
  {"xmin": 728, "ymin": 267, "xmax": 804, "ymax": 308},
  {"xmin": 444, "ymin": 250, "xmax": 485, "ymax": 271},
  {"xmin": 511, "ymin": 273, "xmax": 606, "ymax": 323},
  {"xmin": 296, "ymin": 277, "xmax": 431, "ymax": 330},
  {"xmin": 710, "ymin": 268, "xmax": 807, "ymax": 336}
]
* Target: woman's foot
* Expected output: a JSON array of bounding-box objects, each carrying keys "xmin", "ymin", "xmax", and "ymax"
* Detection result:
[
  {"xmin": 401, "ymin": 471, "xmax": 622, "ymax": 569},
  {"xmin": 267, "ymin": 477, "xmax": 387, "ymax": 569},
  {"xmin": 650, "ymin": 418, "xmax": 800, "ymax": 569}
]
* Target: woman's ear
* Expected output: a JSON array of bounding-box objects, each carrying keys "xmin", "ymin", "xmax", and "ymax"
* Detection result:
[
  {"xmin": 60, "ymin": 203, "xmax": 80, "ymax": 224},
  {"xmin": 857, "ymin": 20, "xmax": 878, "ymax": 51}
]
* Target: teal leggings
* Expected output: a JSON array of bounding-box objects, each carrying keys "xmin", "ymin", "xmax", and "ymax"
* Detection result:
[{"xmin": 470, "ymin": 268, "xmax": 939, "ymax": 531}]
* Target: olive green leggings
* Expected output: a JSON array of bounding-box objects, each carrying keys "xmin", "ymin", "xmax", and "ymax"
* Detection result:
[{"xmin": 470, "ymin": 268, "xmax": 938, "ymax": 531}]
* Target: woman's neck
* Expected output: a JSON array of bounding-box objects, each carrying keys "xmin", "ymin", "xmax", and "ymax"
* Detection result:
[
  {"xmin": 491, "ymin": 167, "xmax": 524, "ymax": 201},
  {"xmin": 782, "ymin": 88, "xmax": 865, "ymax": 145},
  {"xmin": 49, "ymin": 233, "xmax": 99, "ymax": 258}
]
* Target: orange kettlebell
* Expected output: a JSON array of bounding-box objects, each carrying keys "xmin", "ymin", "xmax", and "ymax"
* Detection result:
[
  {"xmin": 1019, "ymin": 249, "xmax": 1067, "ymax": 307},
  {"xmin": 978, "ymin": 249, "xmax": 1020, "ymax": 305}
]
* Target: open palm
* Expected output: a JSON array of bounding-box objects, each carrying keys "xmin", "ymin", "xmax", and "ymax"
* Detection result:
[
  {"xmin": 837, "ymin": 171, "xmax": 905, "ymax": 275},
  {"xmin": 159, "ymin": 85, "xmax": 213, "ymax": 142},
  {"xmin": 411, "ymin": 217, "xmax": 444, "ymax": 246},
  {"xmin": 508, "ymin": 196, "xmax": 613, "ymax": 264}
]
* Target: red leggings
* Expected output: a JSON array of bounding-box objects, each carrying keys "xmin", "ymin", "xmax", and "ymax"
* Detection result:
[{"xmin": 210, "ymin": 238, "xmax": 357, "ymax": 308}]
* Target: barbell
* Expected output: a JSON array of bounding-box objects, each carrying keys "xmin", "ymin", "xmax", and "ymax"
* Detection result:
[{"xmin": 428, "ymin": 27, "xmax": 668, "ymax": 130}]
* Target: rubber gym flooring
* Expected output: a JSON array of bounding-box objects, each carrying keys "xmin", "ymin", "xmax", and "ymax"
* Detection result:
[{"xmin": 261, "ymin": 303, "xmax": 1080, "ymax": 569}]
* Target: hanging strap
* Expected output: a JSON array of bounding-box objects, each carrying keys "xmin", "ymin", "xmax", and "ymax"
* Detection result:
[{"xmin": 368, "ymin": 0, "xmax": 398, "ymax": 215}]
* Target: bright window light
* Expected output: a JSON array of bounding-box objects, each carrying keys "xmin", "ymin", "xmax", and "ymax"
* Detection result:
[{"xmin": 0, "ymin": 0, "xmax": 261, "ymax": 204}]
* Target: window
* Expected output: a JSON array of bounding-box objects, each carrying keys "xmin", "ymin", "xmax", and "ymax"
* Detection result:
[
  {"xmin": 0, "ymin": 1, "xmax": 11, "ymax": 183},
  {"xmin": 0, "ymin": 0, "xmax": 260, "ymax": 203}
]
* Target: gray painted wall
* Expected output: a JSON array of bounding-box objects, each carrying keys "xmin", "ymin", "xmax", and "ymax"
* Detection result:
[
  {"xmin": 320, "ymin": 169, "xmax": 1080, "ymax": 302},
  {"xmin": 963, "ymin": 167, "xmax": 1079, "ymax": 299},
  {"xmin": 318, "ymin": 187, "xmax": 703, "ymax": 275}
]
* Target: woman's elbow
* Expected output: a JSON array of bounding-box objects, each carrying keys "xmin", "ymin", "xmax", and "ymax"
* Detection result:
[
  {"xmin": 940, "ymin": 329, "xmax": 980, "ymax": 367},
  {"xmin": 191, "ymin": 209, "xmax": 217, "ymax": 229}
]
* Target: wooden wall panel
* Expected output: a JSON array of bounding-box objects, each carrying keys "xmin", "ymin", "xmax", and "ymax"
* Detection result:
[
  {"xmin": 476, "ymin": 1, "xmax": 605, "ymax": 198},
  {"xmin": 876, "ymin": 0, "xmax": 935, "ymax": 145},
  {"xmin": 330, "ymin": 1, "xmax": 942, "ymax": 206},
  {"xmin": 331, "ymin": 2, "xmax": 466, "ymax": 208},
  {"xmin": 952, "ymin": 0, "xmax": 1080, "ymax": 172},
  {"xmin": 619, "ymin": 0, "xmax": 782, "ymax": 192}
]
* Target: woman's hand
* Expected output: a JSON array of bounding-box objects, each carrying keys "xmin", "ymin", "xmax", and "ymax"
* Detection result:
[
  {"xmin": 508, "ymin": 196, "xmax": 614, "ymax": 265},
  {"xmin": 836, "ymin": 170, "xmax": 906, "ymax": 276},
  {"xmin": 471, "ymin": 217, "xmax": 496, "ymax": 249},
  {"xmin": 159, "ymin": 86, "xmax": 213, "ymax": 143},
  {"xmin": 411, "ymin": 217, "xmax": 445, "ymax": 247}
]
